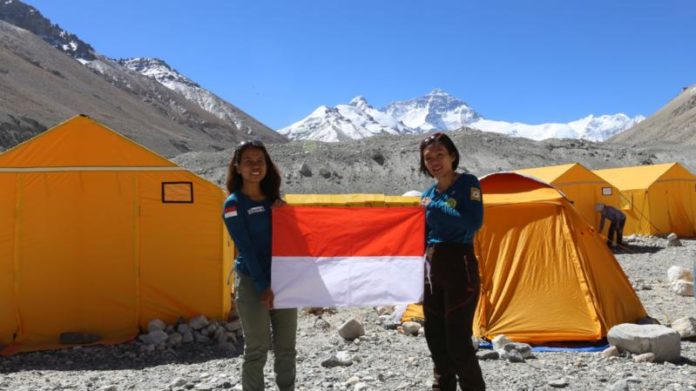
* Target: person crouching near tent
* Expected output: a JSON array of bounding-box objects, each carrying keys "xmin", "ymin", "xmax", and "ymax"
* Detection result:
[
  {"xmin": 419, "ymin": 132, "xmax": 486, "ymax": 391},
  {"xmin": 596, "ymin": 203, "xmax": 626, "ymax": 249},
  {"xmin": 223, "ymin": 140, "xmax": 297, "ymax": 391}
]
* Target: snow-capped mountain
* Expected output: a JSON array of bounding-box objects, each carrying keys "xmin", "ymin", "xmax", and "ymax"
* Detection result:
[
  {"xmin": 118, "ymin": 58, "xmax": 266, "ymax": 134},
  {"xmin": 0, "ymin": 0, "xmax": 285, "ymax": 153},
  {"xmin": 384, "ymin": 89, "xmax": 481, "ymax": 131},
  {"xmin": 279, "ymin": 89, "xmax": 644, "ymax": 142},
  {"xmin": 0, "ymin": 0, "xmax": 96, "ymax": 61},
  {"xmin": 279, "ymin": 96, "xmax": 414, "ymax": 142}
]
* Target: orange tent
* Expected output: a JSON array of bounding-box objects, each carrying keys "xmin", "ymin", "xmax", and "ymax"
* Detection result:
[
  {"xmin": 401, "ymin": 173, "xmax": 646, "ymax": 343},
  {"xmin": 516, "ymin": 163, "xmax": 621, "ymax": 229},
  {"xmin": 0, "ymin": 115, "xmax": 233, "ymax": 354},
  {"xmin": 594, "ymin": 163, "xmax": 696, "ymax": 236},
  {"xmin": 472, "ymin": 172, "xmax": 646, "ymax": 342}
]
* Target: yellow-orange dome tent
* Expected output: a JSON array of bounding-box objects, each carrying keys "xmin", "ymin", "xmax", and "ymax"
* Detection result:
[
  {"xmin": 403, "ymin": 172, "xmax": 646, "ymax": 343},
  {"xmin": 0, "ymin": 115, "xmax": 233, "ymax": 354}
]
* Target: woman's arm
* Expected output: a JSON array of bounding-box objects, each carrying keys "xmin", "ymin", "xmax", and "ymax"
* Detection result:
[{"xmin": 223, "ymin": 197, "xmax": 271, "ymax": 293}]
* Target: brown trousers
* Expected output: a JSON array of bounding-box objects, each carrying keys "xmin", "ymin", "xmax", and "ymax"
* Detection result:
[{"xmin": 424, "ymin": 243, "xmax": 485, "ymax": 391}]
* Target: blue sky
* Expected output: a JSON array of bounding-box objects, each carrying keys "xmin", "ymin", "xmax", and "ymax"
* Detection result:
[{"xmin": 24, "ymin": 0, "xmax": 696, "ymax": 129}]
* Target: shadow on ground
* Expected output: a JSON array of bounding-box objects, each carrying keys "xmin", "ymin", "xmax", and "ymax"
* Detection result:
[{"xmin": 0, "ymin": 342, "xmax": 243, "ymax": 373}]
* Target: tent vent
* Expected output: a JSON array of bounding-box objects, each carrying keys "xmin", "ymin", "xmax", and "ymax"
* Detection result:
[
  {"xmin": 601, "ymin": 187, "xmax": 613, "ymax": 196},
  {"xmin": 162, "ymin": 182, "xmax": 194, "ymax": 203}
]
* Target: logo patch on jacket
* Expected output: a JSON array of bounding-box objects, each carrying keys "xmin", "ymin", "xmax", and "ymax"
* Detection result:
[
  {"xmin": 470, "ymin": 187, "xmax": 481, "ymax": 201},
  {"xmin": 248, "ymin": 206, "xmax": 266, "ymax": 215},
  {"xmin": 224, "ymin": 206, "xmax": 238, "ymax": 218},
  {"xmin": 446, "ymin": 198, "xmax": 457, "ymax": 208}
]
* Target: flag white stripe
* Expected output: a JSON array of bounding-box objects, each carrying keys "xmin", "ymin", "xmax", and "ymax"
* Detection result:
[{"xmin": 271, "ymin": 256, "xmax": 424, "ymax": 309}]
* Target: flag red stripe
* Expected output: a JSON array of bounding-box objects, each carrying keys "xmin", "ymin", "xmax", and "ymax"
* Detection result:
[{"xmin": 272, "ymin": 206, "xmax": 424, "ymax": 257}]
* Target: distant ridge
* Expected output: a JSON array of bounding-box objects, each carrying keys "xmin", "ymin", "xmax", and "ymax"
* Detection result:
[{"xmin": 609, "ymin": 84, "xmax": 696, "ymax": 145}]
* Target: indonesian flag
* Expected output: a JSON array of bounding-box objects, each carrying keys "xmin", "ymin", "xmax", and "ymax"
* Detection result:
[{"xmin": 272, "ymin": 206, "xmax": 425, "ymax": 308}]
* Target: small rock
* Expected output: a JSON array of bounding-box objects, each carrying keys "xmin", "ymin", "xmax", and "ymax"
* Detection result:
[
  {"xmin": 601, "ymin": 346, "xmax": 619, "ymax": 358},
  {"xmin": 666, "ymin": 233, "xmax": 682, "ymax": 247},
  {"xmin": 299, "ymin": 162, "xmax": 312, "ymax": 177},
  {"xmin": 476, "ymin": 350, "xmax": 499, "ymax": 360},
  {"xmin": 401, "ymin": 321, "xmax": 421, "ymax": 336},
  {"xmin": 672, "ymin": 280, "xmax": 694, "ymax": 297},
  {"xmin": 314, "ymin": 317, "xmax": 331, "ymax": 331},
  {"xmin": 548, "ymin": 377, "xmax": 568, "ymax": 388},
  {"xmin": 376, "ymin": 306, "xmax": 395, "ymax": 316},
  {"xmin": 147, "ymin": 319, "xmax": 166, "ymax": 333},
  {"xmin": 321, "ymin": 351, "xmax": 353, "ymax": 368},
  {"xmin": 633, "ymin": 352, "xmax": 656, "ymax": 363},
  {"xmin": 177, "ymin": 323, "xmax": 191, "ymax": 334},
  {"xmin": 354, "ymin": 382, "xmax": 368, "ymax": 391},
  {"xmin": 224, "ymin": 320, "xmax": 242, "ymax": 332},
  {"xmin": 503, "ymin": 342, "xmax": 534, "ymax": 359},
  {"xmin": 671, "ymin": 316, "xmax": 696, "ymax": 338},
  {"xmin": 667, "ymin": 265, "xmax": 693, "ymax": 283},
  {"xmin": 506, "ymin": 349, "xmax": 525, "ymax": 363},
  {"xmin": 491, "ymin": 334, "xmax": 512, "ymax": 350},
  {"xmin": 189, "ymin": 315, "xmax": 210, "ymax": 330},
  {"xmin": 147, "ymin": 329, "xmax": 169, "ymax": 345}
]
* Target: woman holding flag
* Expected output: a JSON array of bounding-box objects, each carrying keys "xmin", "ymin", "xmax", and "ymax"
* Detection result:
[
  {"xmin": 222, "ymin": 140, "xmax": 297, "ymax": 391},
  {"xmin": 419, "ymin": 132, "xmax": 486, "ymax": 391}
]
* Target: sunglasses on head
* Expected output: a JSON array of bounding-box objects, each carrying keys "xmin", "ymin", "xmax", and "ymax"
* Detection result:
[
  {"xmin": 421, "ymin": 132, "xmax": 446, "ymax": 146},
  {"xmin": 235, "ymin": 139, "xmax": 266, "ymax": 152}
]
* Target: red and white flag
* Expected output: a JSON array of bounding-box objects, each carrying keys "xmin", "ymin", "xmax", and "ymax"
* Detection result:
[{"xmin": 272, "ymin": 206, "xmax": 425, "ymax": 308}]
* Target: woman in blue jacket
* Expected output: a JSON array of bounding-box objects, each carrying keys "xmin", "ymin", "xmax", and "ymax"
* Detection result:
[
  {"xmin": 419, "ymin": 132, "xmax": 485, "ymax": 391},
  {"xmin": 223, "ymin": 140, "xmax": 296, "ymax": 391}
]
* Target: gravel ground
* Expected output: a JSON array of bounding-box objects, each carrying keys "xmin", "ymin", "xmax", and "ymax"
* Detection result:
[{"xmin": 1, "ymin": 238, "xmax": 695, "ymax": 391}]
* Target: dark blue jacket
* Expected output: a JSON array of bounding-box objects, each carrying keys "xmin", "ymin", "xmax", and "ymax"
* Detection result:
[
  {"xmin": 422, "ymin": 173, "xmax": 484, "ymax": 245},
  {"xmin": 222, "ymin": 191, "xmax": 273, "ymax": 293}
]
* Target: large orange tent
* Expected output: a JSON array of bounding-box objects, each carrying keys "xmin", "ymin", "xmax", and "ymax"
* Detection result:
[
  {"xmin": 0, "ymin": 115, "xmax": 233, "ymax": 354},
  {"xmin": 594, "ymin": 163, "xmax": 696, "ymax": 237},
  {"xmin": 515, "ymin": 163, "xmax": 621, "ymax": 229},
  {"xmin": 401, "ymin": 173, "xmax": 646, "ymax": 343}
]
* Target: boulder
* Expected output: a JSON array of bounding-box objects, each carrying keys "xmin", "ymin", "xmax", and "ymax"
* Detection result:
[
  {"xmin": 671, "ymin": 317, "xmax": 696, "ymax": 338},
  {"xmin": 476, "ymin": 350, "xmax": 499, "ymax": 360},
  {"xmin": 607, "ymin": 323, "xmax": 681, "ymax": 362},
  {"xmin": 338, "ymin": 319, "xmax": 365, "ymax": 340}
]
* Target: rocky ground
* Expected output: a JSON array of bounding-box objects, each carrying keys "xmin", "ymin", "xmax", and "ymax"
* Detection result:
[{"xmin": 0, "ymin": 237, "xmax": 694, "ymax": 391}]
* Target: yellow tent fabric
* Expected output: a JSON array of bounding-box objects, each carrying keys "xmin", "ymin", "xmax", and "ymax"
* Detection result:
[
  {"xmin": 398, "ymin": 173, "xmax": 646, "ymax": 343},
  {"xmin": 0, "ymin": 115, "xmax": 232, "ymax": 354},
  {"xmin": 594, "ymin": 163, "xmax": 696, "ymax": 236},
  {"xmin": 516, "ymin": 163, "xmax": 621, "ymax": 229}
]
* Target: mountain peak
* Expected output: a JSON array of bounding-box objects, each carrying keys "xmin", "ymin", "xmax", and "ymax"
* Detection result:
[
  {"xmin": 349, "ymin": 96, "xmax": 370, "ymax": 108},
  {"xmin": 0, "ymin": 0, "xmax": 96, "ymax": 60},
  {"xmin": 428, "ymin": 88, "xmax": 449, "ymax": 96}
]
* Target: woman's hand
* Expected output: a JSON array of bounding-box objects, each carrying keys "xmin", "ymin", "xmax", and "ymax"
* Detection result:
[
  {"xmin": 260, "ymin": 288, "xmax": 275, "ymax": 310},
  {"xmin": 420, "ymin": 197, "xmax": 431, "ymax": 208},
  {"xmin": 272, "ymin": 199, "xmax": 287, "ymax": 209}
]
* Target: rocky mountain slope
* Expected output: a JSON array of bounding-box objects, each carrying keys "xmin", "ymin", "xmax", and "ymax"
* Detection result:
[
  {"xmin": 0, "ymin": 0, "xmax": 284, "ymax": 156},
  {"xmin": 610, "ymin": 84, "xmax": 696, "ymax": 145},
  {"xmin": 175, "ymin": 127, "xmax": 696, "ymax": 195},
  {"xmin": 279, "ymin": 89, "xmax": 644, "ymax": 143}
]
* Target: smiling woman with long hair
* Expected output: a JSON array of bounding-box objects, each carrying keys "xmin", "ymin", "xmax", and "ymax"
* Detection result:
[
  {"xmin": 419, "ymin": 132, "xmax": 486, "ymax": 391},
  {"xmin": 222, "ymin": 140, "xmax": 296, "ymax": 391}
]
